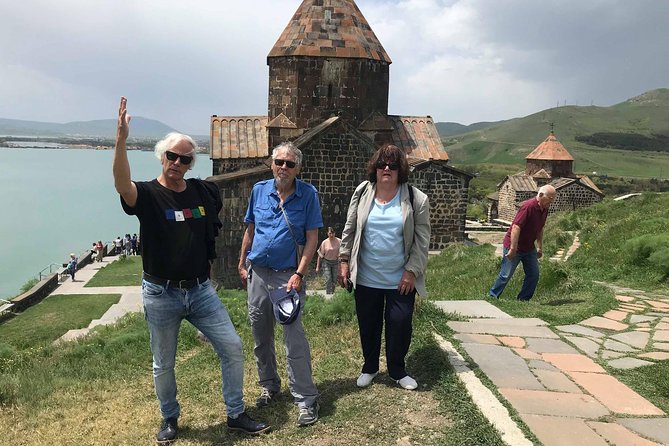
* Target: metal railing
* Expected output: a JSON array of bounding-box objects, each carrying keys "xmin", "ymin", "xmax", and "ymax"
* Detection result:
[{"xmin": 38, "ymin": 263, "xmax": 65, "ymax": 281}]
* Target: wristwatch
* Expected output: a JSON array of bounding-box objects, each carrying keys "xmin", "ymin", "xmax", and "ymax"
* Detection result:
[{"xmin": 294, "ymin": 271, "xmax": 304, "ymax": 279}]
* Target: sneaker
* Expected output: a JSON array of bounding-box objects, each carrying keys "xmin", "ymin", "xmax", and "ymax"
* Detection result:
[
  {"xmin": 356, "ymin": 372, "xmax": 378, "ymax": 388},
  {"xmin": 156, "ymin": 417, "xmax": 178, "ymax": 444},
  {"xmin": 255, "ymin": 388, "xmax": 277, "ymax": 408},
  {"xmin": 297, "ymin": 402, "xmax": 320, "ymax": 427},
  {"xmin": 227, "ymin": 411, "xmax": 271, "ymax": 435},
  {"xmin": 396, "ymin": 375, "xmax": 418, "ymax": 390}
]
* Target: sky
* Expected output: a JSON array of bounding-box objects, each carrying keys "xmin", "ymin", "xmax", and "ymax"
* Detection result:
[{"xmin": 1, "ymin": 0, "xmax": 668, "ymax": 135}]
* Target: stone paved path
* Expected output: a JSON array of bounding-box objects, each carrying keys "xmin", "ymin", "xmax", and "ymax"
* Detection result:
[
  {"xmin": 435, "ymin": 298, "xmax": 669, "ymax": 446},
  {"xmin": 549, "ymin": 231, "xmax": 581, "ymax": 262},
  {"xmin": 52, "ymin": 255, "xmax": 142, "ymax": 344}
]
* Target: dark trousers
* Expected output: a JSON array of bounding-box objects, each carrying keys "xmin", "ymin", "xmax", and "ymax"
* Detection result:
[{"xmin": 354, "ymin": 284, "xmax": 415, "ymax": 380}]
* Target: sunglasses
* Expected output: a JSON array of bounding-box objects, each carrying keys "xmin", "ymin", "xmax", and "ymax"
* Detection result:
[
  {"xmin": 165, "ymin": 150, "xmax": 193, "ymax": 165},
  {"xmin": 274, "ymin": 158, "xmax": 297, "ymax": 169},
  {"xmin": 376, "ymin": 161, "xmax": 399, "ymax": 171}
]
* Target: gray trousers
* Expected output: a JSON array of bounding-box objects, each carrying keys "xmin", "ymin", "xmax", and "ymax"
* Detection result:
[{"xmin": 247, "ymin": 264, "xmax": 318, "ymax": 408}]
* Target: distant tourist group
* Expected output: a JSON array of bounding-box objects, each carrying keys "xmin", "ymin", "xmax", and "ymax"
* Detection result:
[
  {"xmin": 113, "ymin": 234, "xmax": 139, "ymax": 256},
  {"xmin": 112, "ymin": 96, "xmax": 553, "ymax": 444}
]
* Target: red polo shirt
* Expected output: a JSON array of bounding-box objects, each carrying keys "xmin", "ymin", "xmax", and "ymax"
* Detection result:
[{"xmin": 503, "ymin": 198, "xmax": 548, "ymax": 252}]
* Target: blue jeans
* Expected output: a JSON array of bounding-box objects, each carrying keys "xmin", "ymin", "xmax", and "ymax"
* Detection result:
[
  {"xmin": 489, "ymin": 247, "xmax": 540, "ymax": 301},
  {"xmin": 321, "ymin": 259, "xmax": 338, "ymax": 294},
  {"xmin": 142, "ymin": 279, "xmax": 245, "ymax": 420}
]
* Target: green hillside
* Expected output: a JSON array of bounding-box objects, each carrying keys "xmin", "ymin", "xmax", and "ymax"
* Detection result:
[{"xmin": 445, "ymin": 89, "xmax": 669, "ymax": 178}]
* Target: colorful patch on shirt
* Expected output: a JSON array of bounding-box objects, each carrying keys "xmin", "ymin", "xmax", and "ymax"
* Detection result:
[{"xmin": 164, "ymin": 206, "xmax": 205, "ymax": 221}]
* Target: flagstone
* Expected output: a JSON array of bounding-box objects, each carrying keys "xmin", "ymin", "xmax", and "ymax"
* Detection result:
[
  {"xmin": 453, "ymin": 333, "xmax": 500, "ymax": 345},
  {"xmin": 528, "ymin": 359, "xmax": 560, "ymax": 371},
  {"xmin": 601, "ymin": 350, "xmax": 625, "ymax": 359},
  {"xmin": 609, "ymin": 331, "xmax": 649, "ymax": 349},
  {"xmin": 647, "ymin": 312, "xmax": 668, "ymax": 317},
  {"xmin": 615, "ymin": 294, "xmax": 635, "ymax": 303},
  {"xmin": 635, "ymin": 328, "xmax": 652, "ymax": 332},
  {"xmin": 565, "ymin": 336, "xmax": 599, "ymax": 358},
  {"xmin": 655, "ymin": 322, "xmax": 669, "ymax": 330},
  {"xmin": 652, "ymin": 342, "xmax": 669, "ymax": 351},
  {"xmin": 460, "ymin": 343, "xmax": 544, "ymax": 390},
  {"xmin": 526, "ymin": 338, "xmax": 579, "ymax": 354},
  {"xmin": 467, "ymin": 317, "xmax": 549, "ymax": 326},
  {"xmin": 588, "ymin": 336, "xmax": 603, "ymax": 344},
  {"xmin": 532, "ymin": 369, "xmax": 583, "ymax": 393},
  {"xmin": 579, "ymin": 316, "xmax": 628, "ymax": 331},
  {"xmin": 512, "ymin": 348, "xmax": 542, "ymax": 360},
  {"xmin": 498, "ymin": 336, "xmax": 525, "ymax": 348},
  {"xmin": 639, "ymin": 351, "xmax": 669, "ymax": 360},
  {"xmin": 586, "ymin": 421, "xmax": 663, "ymax": 446},
  {"xmin": 433, "ymin": 300, "xmax": 513, "ymax": 319},
  {"xmin": 446, "ymin": 321, "xmax": 559, "ymax": 338},
  {"xmin": 653, "ymin": 330, "xmax": 669, "ymax": 342},
  {"xmin": 603, "ymin": 310, "xmax": 630, "ymax": 321},
  {"xmin": 608, "ymin": 357, "xmax": 654, "ymax": 369},
  {"xmin": 556, "ymin": 324, "xmax": 604, "ymax": 338},
  {"xmin": 566, "ymin": 372, "xmax": 664, "ymax": 415},
  {"xmin": 662, "ymin": 317, "xmax": 669, "ymax": 323},
  {"xmin": 619, "ymin": 418, "xmax": 669, "ymax": 445},
  {"xmin": 629, "ymin": 315, "xmax": 657, "ymax": 324},
  {"xmin": 646, "ymin": 300, "xmax": 669, "ymax": 309},
  {"xmin": 519, "ymin": 414, "xmax": 609, "ymax": 446},
  {"xmin": 499, "ymin": 388, "xmax": 608, "ymax": 418},
  {"xmin": 603, "ymin": 339, "xmax": 638, "ymax": 353},
  {"xmin": 543, "ymin": 353, "xmax": 606, "ymax": 373}
]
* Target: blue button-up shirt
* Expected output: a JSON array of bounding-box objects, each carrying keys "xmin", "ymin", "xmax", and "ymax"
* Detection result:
[{"xmin": 245, "ymin": 179, "xmax": 323, "ymax": 270}]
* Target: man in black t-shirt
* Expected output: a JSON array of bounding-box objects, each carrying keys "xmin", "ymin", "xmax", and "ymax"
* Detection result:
[{"xmin": 113, "ymin": 97, "xmax": 269, "ymax": 443}]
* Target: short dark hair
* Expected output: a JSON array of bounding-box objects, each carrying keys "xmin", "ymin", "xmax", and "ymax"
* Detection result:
[{"xmin": 367, "ymin": 144, "xmax": 410, "ymax": 184}]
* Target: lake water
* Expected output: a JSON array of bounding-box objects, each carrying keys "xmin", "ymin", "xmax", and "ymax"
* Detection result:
[{"xmin": 0, "ymin": 147, "xmax": 213, "ymax": 299}]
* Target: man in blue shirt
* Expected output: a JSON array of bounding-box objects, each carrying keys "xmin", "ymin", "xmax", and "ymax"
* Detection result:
[{"xmin": 238, "ymin": 142, "xmax": 323, "ymax": 427}]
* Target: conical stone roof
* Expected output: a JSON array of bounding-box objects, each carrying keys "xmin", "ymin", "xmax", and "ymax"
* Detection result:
[
  {"xmin": 526, "ymin": 132, "xmax": 574, "ymax": 161},
  {"xmin": 268, "ymin": 0, "xmax": 391, "ymax": 63}
]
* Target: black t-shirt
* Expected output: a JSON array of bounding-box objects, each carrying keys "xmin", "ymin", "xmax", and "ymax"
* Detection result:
[{"xmin": 121, "ymin": 179, "xmax": 210, "ymax": 280}]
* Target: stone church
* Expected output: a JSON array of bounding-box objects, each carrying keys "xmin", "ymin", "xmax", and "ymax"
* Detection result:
[
  {"xmin": 488, "ymin": 131, "xmax": 604, "ymax": 223},
  {"xmin": 208, "ymin": 0, "xmax": 472, "ymax": 288}
]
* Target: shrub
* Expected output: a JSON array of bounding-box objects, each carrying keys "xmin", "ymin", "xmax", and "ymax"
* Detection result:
[
  {"xmin": 648, "ymin": 248, "xmax": 669, "ymax": 279},
  {"xmin": 624, "ymin": 234, "xmax": 669, "ymax": 263},
  {"xmin": 20, "ymin": 278, "xmax": 38, "ymax": 293}
]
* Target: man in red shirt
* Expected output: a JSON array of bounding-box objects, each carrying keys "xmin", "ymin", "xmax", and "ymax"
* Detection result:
[{"xmin": 489, "ymin": 185, "xmax": 557, "ymax": 301}]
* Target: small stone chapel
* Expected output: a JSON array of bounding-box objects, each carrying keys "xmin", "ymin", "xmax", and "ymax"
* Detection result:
[
  {"xmin": 208, "ymin": 0, "xmax": 472, "ymax": 288},
  {"xmin": 488, "ymin": 130, "xmax": 604, "ymax": 223}
]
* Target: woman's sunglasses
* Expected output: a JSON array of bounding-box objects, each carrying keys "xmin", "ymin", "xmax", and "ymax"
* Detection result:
[
  {"xmin": 376, "ymin": 161, "xmax": 399, "ymax": 170},
  {"xmin": 274, "ymin": 159, "xmax": 297, "ymax": 169},
  {"xmin": 165, "ymin": 150, "xmax": 193, "ymax": 165}
]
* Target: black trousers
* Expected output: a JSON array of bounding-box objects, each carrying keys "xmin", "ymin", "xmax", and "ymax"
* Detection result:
[{"xmin": 354, "ymin": 284, "xmax": 415, "ymax": 380}]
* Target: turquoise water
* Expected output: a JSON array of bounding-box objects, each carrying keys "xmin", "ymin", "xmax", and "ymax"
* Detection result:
[{"xmin": 0, "ymin": 147, "xmax": 213, "ymax": 299}]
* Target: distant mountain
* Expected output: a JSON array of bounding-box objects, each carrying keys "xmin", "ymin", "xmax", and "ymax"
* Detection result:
[
  {"xmin": 442, "ymin": 88, "xmax": 669, "ymax": 178},
  {"xmin": 0, "ymin": 117, "xmax": 177, "ymax": 138},
  {"xmin": 435, "ymin": 121, "xmax": 501, "ymax": 137}
]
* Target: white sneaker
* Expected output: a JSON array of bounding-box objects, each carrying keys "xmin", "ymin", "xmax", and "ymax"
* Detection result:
[
  {"xmin": 396, "ymin": 375, "xmax": 418, "ymax": 390},
  {"xmin": 356, "ymin": 372, "xmax": 378, "ymax": 388}
]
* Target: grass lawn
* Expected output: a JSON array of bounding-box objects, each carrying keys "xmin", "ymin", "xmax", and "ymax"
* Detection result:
[
  {"xmin": 85, "ymin": 255, "xmax": 143, "ymax": 287},
  {"xmin": 0, "ymin": 290, "xmax": 505, "ymax": 445},
  {"xmin": 0, "ymin": 293, "xmax": 120, "ymax": 350}
]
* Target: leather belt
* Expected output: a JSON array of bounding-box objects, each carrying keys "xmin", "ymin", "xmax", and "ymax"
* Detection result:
[{"xmin": 143, "ymin": 272, "xmax": 209, "ymax": 290}]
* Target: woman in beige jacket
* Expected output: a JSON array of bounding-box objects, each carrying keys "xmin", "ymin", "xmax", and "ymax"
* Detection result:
[{"xmin": 338, "ymin": 145, "xmax": 430, "ymax": 390}]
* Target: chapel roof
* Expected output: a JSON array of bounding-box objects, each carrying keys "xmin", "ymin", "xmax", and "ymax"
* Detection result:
[
  {"xmin": 526, "ymin": 131, "xmax": 574, "ymax": 161},
  {"xmin": 387, "ymin": 115, "xmax": 449, "ymax": 161},
  {"xmin": 210, "ymin": 116, "xmax": 269, "ymax": 160},
  {"xmin": 268, "ymin": 0, "xmax": 391, "ymax": 63}
]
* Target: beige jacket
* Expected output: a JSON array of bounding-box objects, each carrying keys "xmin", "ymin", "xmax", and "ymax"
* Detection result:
[{"xmin": 340, "ymin": 181, "xmax": 431, "ymax": 296}]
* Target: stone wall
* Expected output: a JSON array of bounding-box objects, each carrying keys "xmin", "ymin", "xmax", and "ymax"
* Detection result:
[
  {"xmin": 497, "ymin": 181, "xmax": 519, "ymax": 222},
  {"xmin": 213, "ymin": 158, "xmax": 265, "ymax": 176},
  {"xmin": 208, "ymin": 169, "xmax": 273, "ymax": 289},
  {"xmin": 268, "ymin": 57, "xmax": 389, "ymax": 129},
  {"xmin": 551, "ymin": 183, "xmax": 603, "ymax": 212},
  {"xmin": 411, "ymin": 163, "xmax": 471, "ymax": 249}
]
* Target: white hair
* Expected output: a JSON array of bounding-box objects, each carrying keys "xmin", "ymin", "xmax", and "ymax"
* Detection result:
[
  {"xmin": 154, "ymin": 132, "xmax": 197, "ymax": 168},
  {"xmin": 271, "ymin": 141, "xmax": 303, "ymax": 166},
  {"xmin": 537, "ymin": 185, "xmax": 556, "ymax": 197}
]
